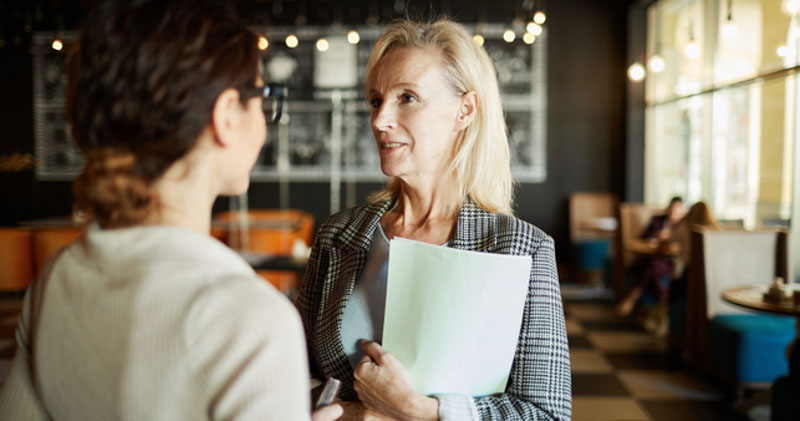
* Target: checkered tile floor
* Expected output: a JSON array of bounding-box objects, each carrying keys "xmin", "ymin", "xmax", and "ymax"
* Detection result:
[{"xmin": 565, "ymin": 299, "xmax": 760, "ymax": 421}]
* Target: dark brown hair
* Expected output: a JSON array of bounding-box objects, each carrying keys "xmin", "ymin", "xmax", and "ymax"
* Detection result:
[{"xmin": 67, "ymin": 0, "xmax": 260, "ymax": 227}]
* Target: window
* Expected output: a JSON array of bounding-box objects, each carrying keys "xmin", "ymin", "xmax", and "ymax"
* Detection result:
[{"xmin": 645, "ymin": 0, "xmax": 796, "ymax": 228}]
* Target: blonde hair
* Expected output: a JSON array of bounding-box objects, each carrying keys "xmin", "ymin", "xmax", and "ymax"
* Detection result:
[{"xmin": 365, "ymin": 19, "xmax": 514, "ymax": 216}]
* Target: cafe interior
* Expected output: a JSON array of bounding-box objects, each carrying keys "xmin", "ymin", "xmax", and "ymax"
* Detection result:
[{"xmin": 1, "ymin": 0, "xmax": 799, "ymax": 420}]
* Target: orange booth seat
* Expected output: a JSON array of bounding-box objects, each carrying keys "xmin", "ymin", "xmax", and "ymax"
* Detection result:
[
  {"xmin": 32, "ymin": 227, "xmax": 84, "ymax": 274},
  {"xmin": 213, "ymin": 209, "xmax": 314, "ymax": 295},
  {"xmin": 0, "ymin": 226, "xmax": 85, "ymax": 292},
  {"xmin": 0, "ymin": 228, "xmax": 35, "ymax": 291}
]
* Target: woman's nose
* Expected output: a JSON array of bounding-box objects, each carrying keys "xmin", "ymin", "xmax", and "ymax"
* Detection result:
[{"xmin": 371, "ymin": 104, "xmax": 396, "ymax": 131}]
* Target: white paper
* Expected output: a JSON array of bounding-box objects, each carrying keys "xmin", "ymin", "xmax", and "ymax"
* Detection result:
[{"xmin": 382, "ymin": 238, "xmax": 532, "ymax": 396}]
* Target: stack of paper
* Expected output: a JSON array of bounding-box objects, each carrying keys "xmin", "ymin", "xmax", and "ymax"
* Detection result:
[{"xmin": 382, "ymin": 238, "xmax": 532, "ymax": 396}]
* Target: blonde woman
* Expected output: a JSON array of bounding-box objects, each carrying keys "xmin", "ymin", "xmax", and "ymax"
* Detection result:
[{"xmin": 297, "ymin": 19, "xmax": 571, "ymax": 420}]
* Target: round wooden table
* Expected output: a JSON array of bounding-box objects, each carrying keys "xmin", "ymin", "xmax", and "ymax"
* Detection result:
[{"xmin": 721, "ymin": 284, "xmax": 800, "ymax": 317}]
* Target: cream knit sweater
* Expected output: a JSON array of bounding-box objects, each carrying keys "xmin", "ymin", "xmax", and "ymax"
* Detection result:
[{"xmin": 0, "ymin": 224, "xmax": 310, "ymax": 420}]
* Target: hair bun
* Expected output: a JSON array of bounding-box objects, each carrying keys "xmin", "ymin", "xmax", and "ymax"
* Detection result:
[{"xmin": 74, "ymin": 151, "xmax": 157, "ymax": 227}]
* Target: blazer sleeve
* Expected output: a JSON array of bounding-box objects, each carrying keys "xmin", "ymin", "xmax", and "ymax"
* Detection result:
[
  {"xmin": 295, "ymin": 225, "xmax": 329, "ymax": 380},
  {"xmin": 474, "ymin": 234, "xmax": 572, "ymax": 420}
]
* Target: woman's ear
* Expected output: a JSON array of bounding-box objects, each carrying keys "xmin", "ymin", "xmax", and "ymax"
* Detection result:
[
  {"xmin": 455, "ymin": 91, "xmax": 478, "ymax": 131},
  {"xmin": 210, "ymin": 88, "xmax": 244, "ymax": 147}
]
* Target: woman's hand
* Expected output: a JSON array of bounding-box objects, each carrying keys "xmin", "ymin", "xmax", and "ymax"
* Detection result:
[
  {"xmin": 352, "ymin": 341, "xmax": 438, "ymax": 421},
  {"xmin": 338, "ymin": 400, "xmax": 398, "ymax": 421},
  {"xmin": 312, "ymin": 403, "xmax": 344, "ymax": 421}
]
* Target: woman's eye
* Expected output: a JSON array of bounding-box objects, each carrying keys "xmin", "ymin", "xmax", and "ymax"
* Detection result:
[
  {"xmin": 368, "ymin": 98, "xmax": 382, "ymax": 108},
  {"xmin": 400, "ymin": 93, "xmax": 417, "ymax": 103}
]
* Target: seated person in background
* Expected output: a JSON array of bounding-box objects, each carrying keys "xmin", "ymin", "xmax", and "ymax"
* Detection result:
[
  {"xmin": 296, "ymin": 18, "xmax": 571, "ymax": 420},
  {"xmin": 0, "ymin": 2, "xmax": 340, "ymax": 420},
  {"xmin": 616, "ymin": 196, "xmax": 684, "ymax": 316},
  {"xmin": 668, "ymin": 201, "xmax": 720, "ymax": 280},
  {"xmin": 662, "ymin": 201, "xmax": 720, "ymax": 338}
]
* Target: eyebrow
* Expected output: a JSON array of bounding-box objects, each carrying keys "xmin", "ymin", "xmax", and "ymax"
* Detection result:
[{"xmin": 368, "ymin": 82, "xmax": 420, "ymax": 96}]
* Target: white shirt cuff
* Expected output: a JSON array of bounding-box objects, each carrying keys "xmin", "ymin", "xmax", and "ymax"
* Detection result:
[{"xmin": 433, "ymin": 394, "xmax": 479, "ymax": 420}]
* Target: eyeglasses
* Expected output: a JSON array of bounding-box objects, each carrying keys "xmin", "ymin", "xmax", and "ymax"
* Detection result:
[{"xmin": 239, "ymin": 83, "xmax": 286, "ymax": 126}]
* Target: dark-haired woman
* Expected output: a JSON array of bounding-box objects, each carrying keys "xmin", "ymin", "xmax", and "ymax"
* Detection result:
[{"xmin": 0, "ymin": 1, "xmax": 340, "ymax": 420}]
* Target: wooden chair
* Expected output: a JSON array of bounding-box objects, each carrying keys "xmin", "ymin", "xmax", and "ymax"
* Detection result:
[
  {"xmin": 0, "ymin": 228, "xmax": 35, "ymax": 291},
  {"xmin": 567, "ymin": 193, "xmax": 619, "ymax": 288}
]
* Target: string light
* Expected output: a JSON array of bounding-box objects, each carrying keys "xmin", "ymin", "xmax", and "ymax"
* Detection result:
[
  {"xmin": 285, "ymin": 34, "xmax": 299, "ymax": 48},
  {"xmin": 777, "ymin": 45, "xmax": 789, "ymax": 57},
  {"xmin": 503, "ymin": 29, "xmax": 516, "ymax": 43},
  {"xmin": 783, "ymin": 0, "xmax": 800, "ymax": 15},
  {"xmin": 685, "ymin": 41, "xmax": 700, "ymax": 60},
  {"xmin": 533, "ymin": 11, "xmax": 546, "ymax": 24},
  {"xmin": 473, "ymin": 34, "xmax": 485, "ymax": 46},
  {"xmin": 627, "ymin": 62, "xmax": 646, "ymax": 82},
  {"xmin": 721, "ymin": 0, "xmax": 738, "ymax": 40},
  {"xmin": 316, "ymin": 38, "xmax": 329, "ymax": 52},
  {"xmin": 51, "ymin": 39, "xmax": 63, "ymax": 51},
  {"xmin": 258, "ymin": 36, "xmax": 269, "ymax": 50},
  {"xmin": 347, "ymin": 30, "xmax": 360, "ymax": 45},
  {"xmin": 685, "ymin": 24, "xmax": 700, "ymax": 60},
  {"xmin": 648, "ymin": 55, "xmax": 665, "ymax": 73},
  {"xmin": 523, "ymin": 32, "xmax": 536, "ymax": 44},
  {"xmin": 526, "ymin": 22, "xmax": 543, "ymax": 36}
]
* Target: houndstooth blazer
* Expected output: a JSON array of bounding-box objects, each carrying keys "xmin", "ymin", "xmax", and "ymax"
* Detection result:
[{"xmin": 295, "ymin": 199, "xmax": 572, "ymax": 420}]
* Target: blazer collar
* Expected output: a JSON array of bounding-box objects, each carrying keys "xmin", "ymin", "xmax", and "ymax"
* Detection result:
[
  {"xmin": 336, "ymin": 199, "xmax": 395, "ymax": 253},
  {"xmin": 452, "ymin": 198, "xmax": 498, "ymax": 252},
  {"xmin": 343, "ymin": 197, "xmax": 498, "ymax": 252}
]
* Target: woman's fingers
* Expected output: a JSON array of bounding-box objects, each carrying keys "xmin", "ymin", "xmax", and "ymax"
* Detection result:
[
  {"xmin": 360, "ymin": 340, "xmax": 387, "ymax": 363},
  {"xmin": 311, "ymin": 403, "xmax": 344, "ymax": 421}
]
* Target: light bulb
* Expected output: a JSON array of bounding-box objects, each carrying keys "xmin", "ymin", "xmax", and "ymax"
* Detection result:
[
  {"xmin": 533, "ymin": 11, "xmax": 546, "ymax": 24},
  {"xmin": 316, "ymin": 38, "xmax": 329, "ymax": 52},
  {"xmin": 685, "ymin": 41, "xmax": 700, "ymax": 60},
  {"xmin": 778, "ymin": 45, "xmax": 789, "ymax": 57},
  {"xmin": 347, "ymin": 30, "xmax": 360, "ymax": 45},
  {"xmin": 285, "ymin": 34, "xmax": 299, "ymax": 48},
  {"xmin": 473, "ymin": 34, "xmax": 485, "ymax": 46},
  {"xmin": 648, "ymin": 55, "xmax": 665, "ymax": 73},
  {"xmin": 628, "ymin": 62, "xmax": 646, "ymax": 82},
  {"xmin": 721, "ymin": 22, "xmax": 739, "ymax": 40},
  {"xmin": 523, "ymin": 32, "xmax": 536, "ymax": 44},
  {"xmin": 258, "ymin": 36, "xmax": 269, "ymax": 50},
  {"xmin": 503, "ymin": 29, "xmax": 516, "ymax": 43},
  {"xmin": 51, "ymin": 39, "xmax": 63, "ymax": 51},
  {"xmin": 526, "ymin": 22, "xmax": 543, "ymax": 36},
  {"xmin": 784, "ymin": 0, "xmax": 800, "ymax": 15}
]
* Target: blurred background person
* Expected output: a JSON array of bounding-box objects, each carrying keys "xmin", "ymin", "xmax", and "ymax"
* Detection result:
[{"xmin": 616, "ymin": 196, "xmax": 685, "ymax": 317}]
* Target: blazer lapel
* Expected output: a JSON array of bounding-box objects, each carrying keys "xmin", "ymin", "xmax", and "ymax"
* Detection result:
[
  {"xmin": 313, "ymin": 200, "xmax": 394, "ymax": 398},
  {"xmin": 451, "ymin": 199, "xmax": 498, "ymax": 252}
]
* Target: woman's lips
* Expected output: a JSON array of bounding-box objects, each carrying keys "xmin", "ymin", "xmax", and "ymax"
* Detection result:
[{"xmin": 378, "ymin": 141, "xmax": 407, "ymax": 153}]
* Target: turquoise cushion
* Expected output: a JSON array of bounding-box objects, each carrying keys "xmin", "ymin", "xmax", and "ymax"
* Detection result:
[
  {"xmin": 576, "ymin": 239, "xmax": 610, "ymax": 270},
  {"xmin": 708, "ymin": 314, "xmax": 795, "ymax": 383}
]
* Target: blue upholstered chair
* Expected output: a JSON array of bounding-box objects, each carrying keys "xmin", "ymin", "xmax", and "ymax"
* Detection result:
[
  {"xmin": 685, "ymin": 228, "xmax": 794, "ymax": 396},
  {"xmin": 568, "ymin": 193, "xmax": 618, "ymax": 287}
]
